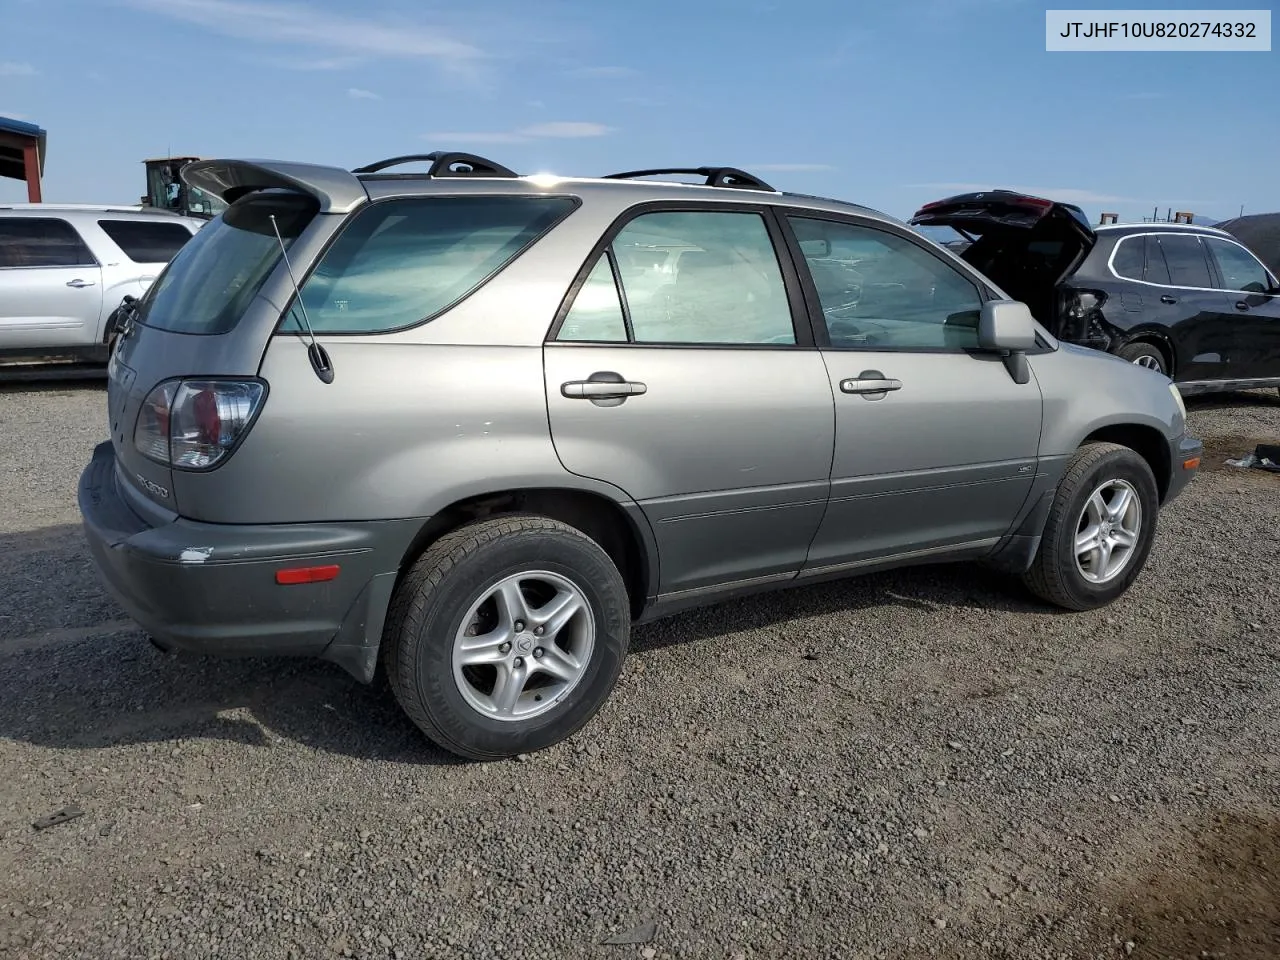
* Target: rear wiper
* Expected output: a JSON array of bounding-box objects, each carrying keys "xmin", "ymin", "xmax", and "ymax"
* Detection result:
[{"xmin": 268, "ymin": 214, "xmax": 335, "ymax": 385}]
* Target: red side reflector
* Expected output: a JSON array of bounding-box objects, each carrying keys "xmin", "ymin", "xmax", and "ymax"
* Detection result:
[
  {"xmin": 1183, "ymin": 456, "xmax": 1201, "ymax": 471},
  {"xmin": 275, "ymin": 565, "xmax": 340, "ymax": 585}
]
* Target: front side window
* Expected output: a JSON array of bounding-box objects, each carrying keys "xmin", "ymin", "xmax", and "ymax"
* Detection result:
[
  {"xmin": 556, "ymin": 209, "xmax": 796, "ymax": 346},
  {"xmin": 0, "ymin": 218, "xmax": 96, "ymax": 268},
  {"xmin": 1205, "ymin": 237, "xmax": 1273, "ymax": 294},
  {"xmin": 1155, "ymin": 234, "xmax": 1212, "ymax": 289},
  {"xmin": 98, "ymin": 219, "xmax": 195, "ymax": 264},
  {"xmin": 788, "ymin": 216, "xmax": 983, "ymax": 350},
  {"xmin": 284, "ymin": 196, "xmax": 577, "ymax": 334}
]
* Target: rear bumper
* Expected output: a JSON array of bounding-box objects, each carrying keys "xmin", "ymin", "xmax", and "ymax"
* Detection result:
[
  {"xmin": 1164, "ymin": 433, "xmax": 1203, "ymax": 505},
  {"xmin": 77, "ymin": 441, "xmax": 423, "ymax": 681}
]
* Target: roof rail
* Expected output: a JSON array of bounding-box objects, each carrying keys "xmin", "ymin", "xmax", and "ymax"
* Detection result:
[
  {"xmin": 352, "ymin": 152, "xmax": 519, "ymax": 178},
  {"xmin": 601, "ymin": 166, "xmax": 776, "ymax": 192}
]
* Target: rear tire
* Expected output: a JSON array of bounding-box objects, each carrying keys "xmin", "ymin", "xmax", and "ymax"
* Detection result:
[
  {"xmin": 1022, "ymin": 442, "xmax": 1159, "ymax": 611},
  {"xmin": 1116, "ymin": 341, "xmax": 1168, "ymax": 376},
  {"xmin": 383, "ymin": 515, "xmax": 630, "ymax": 760}
]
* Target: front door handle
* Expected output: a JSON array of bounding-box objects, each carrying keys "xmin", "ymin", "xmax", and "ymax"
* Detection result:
[
  {"xmin": 840, "ymin": 370, "xmax": 902, "ymax": 399},
  {"xmin": 66, "ymin": 279, "xmax": 96, "ymax": 288},
  {"xmin": 1235, "ymin": 300, "xmax": 1251, "ymax": 311},
  {"xmin": 1160, "ymin": 294, "xmax": 1177, "ymax": 304}
]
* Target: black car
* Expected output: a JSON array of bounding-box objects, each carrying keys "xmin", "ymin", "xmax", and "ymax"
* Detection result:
[{"xmin": 910, "ymin": 190, "xmax": 1280, "ymax": 396}]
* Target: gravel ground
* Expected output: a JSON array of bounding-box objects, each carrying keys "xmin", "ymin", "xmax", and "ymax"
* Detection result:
[{"xmin": 1, "ymin": 379, "xmax": 1278, "ymax": 960}]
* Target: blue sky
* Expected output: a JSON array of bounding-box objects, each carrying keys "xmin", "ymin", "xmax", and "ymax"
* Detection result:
[{"xmin": 0, "ymin": 0, "xmax": 1275, "ymax": 223}]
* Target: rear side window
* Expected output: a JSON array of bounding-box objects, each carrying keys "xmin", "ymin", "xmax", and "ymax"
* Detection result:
[
  {"xmin": 557, "ymin": 209, "xmax": 796, "ymax": 345},
  {"xmin": 283, "ymin": 196, "xmax": 577, "ymax": 334},
  {"xmin": 0, "ymin": 217, "xmax": 96, "ymax": 268},
  {"xmin": 1156, "ymin": 235, "xmax": 1212, "ymax": 288},
  {"xmin": 139, "ymin": 192, "xmax": 318, "ymax": 335},
  {"xmin": 98, "ymin": 219, "xmax": 194, "ymax": 263}
]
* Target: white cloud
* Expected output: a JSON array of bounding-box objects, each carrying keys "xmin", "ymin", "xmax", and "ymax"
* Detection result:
[
  {"xmin": 907, "ymin": 182, "xmax": 1218, "ymax": 209},
  {"xmin": 527, "ymin": 99, "xmax": 547, "ymax": 110},
  {"xmin": 347, "ymin": 87, "xmax": 380, "ymax": 100},
  {"xmin": 749, "ymin": 164, "xmax": 836, "ymax": 173},
  {"xmin": 122, "ymin": 0, "xmax": 484, "ymax": 73},
  {"xmin": 519, "ymin": 121, "xmax": 611, "ymax": 138},
  {"xmin": 428, "ymin": 131, "xmax": 529, "ymax": 145},
  {"xmin": 0, "ymin": 62, "xmax": 37, "ymax": 76},
  {"xmin": 280, "ymin": 55, "xmax": 363, "ymax": 71},
  {"xmin": 907, "ymin": 182, "xmax": 1137, "ymax": 205},
  {"xmin": 426, "ymin": 121, "xmax": 614, "ymax": 145},
  {"xmin": 566, "ymin": 66, "xmax": 636, "ymax": 79}
]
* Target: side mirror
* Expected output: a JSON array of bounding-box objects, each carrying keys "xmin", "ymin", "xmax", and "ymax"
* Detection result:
[{"xmin": 979, "ymin": 299, "xmax": 1038, "ymax": 352}]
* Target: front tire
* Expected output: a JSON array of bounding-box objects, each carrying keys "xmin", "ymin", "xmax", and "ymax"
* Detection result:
[
  {"xmin": 1022, "ymin": 442, "xmax": 1159, "ymax": 611},
  {"xmin": 383, "ymin": 516, "xmax": 630, "ymax": 760}
]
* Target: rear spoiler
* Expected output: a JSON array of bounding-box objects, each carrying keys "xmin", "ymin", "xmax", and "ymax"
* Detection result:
[{"xmin": 181, "ymin": 159, "xmax": 369, "ymax": 215}]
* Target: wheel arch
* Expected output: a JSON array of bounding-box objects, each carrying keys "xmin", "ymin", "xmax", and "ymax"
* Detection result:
[
  {"xmin": 1079, "ymin": 422, "xmax": 1172, "ymax": 500},
  {"xmin": 396, "ymin": 487, "xmax": 657, "ymax": 621},
  {"xmin": 1116, "ymin": 330, "xmax": 1177, "ymax": 377}
]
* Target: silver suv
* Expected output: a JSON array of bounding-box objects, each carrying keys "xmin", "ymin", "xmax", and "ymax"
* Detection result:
[
  {"xmin": 0, "ymin": 204, "xmax": 202, "ymax": 361},
  {"xmin": 78, "ymin": 153, "xmax": 1203, "ymax": 760}
]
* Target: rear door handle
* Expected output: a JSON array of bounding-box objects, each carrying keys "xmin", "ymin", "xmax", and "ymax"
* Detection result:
[
  {"xmin": 66, "ymin": 279, "xmax": 96, "ymax": 288},
  {"xmin": 1159, "ymin": 295, "xmax": 1177, "ymax": 304},
  {"xmin": 1235, "ymin": 300, "xmax": 1251, "ymax": 311},
  {"xmin": 561, "ymin": 372, "xmax": 648, "ymax": 404},
  {"xmin": 562, "ymin": 381, "xmax": 647, "ymax": 398}
]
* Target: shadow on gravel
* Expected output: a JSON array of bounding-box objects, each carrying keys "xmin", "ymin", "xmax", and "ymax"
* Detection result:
[
  {"xmin": 0, "ymin": 521, "xmax": 1050, "ymax": 763},
  {"xmin": 0, "ymin": 366, "xmax": 107, "ymax": 389},
  {"xmin": 1183, "ymin": 389, "xmax": 1280, "ymax": 413},
  {"xmin": 0, "ymin": 524, "xmax": 461, "ymax": 767},
  {"xmin": 1092, "ymin": 811, "xmax": 1280, "ymax": 960},
  {"xmin": 631, "ymin": 562, "xmax": 1061, "ymax": 655}
]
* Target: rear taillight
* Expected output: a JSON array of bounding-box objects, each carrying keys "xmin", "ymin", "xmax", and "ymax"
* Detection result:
[
  {"xmin": 1057, "ymin": 288, "xmax": 1107, "ymax": 340},
  {"xmin": 134, "ymin": 379, "xmax": 266, "ymax": 470}
]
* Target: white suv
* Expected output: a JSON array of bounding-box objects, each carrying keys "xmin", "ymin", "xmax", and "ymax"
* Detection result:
[{"xmin": 0, "ymin": 204, "xmax": 203, "ymax": 362}]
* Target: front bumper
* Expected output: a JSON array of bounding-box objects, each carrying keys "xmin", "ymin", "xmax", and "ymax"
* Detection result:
[
  {"xmin": 77, "ymin": 441, "xmax": 423, "ymax": 681},
  {"xmin": 1163, "ymin": 433, "xmax": 1203, "ymax": 505}
]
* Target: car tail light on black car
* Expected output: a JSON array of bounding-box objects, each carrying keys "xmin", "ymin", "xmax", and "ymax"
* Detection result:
[
  {"xmin": 135, "ymin": 379, "xmax": 267, "ymax": 470},
  {"xmin": 1057, "ymin": 287, "xmax": 1109, "ymax": 345}
]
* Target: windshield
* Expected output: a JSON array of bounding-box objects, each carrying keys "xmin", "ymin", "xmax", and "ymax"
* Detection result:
[{"xmin": 137, "ymin": 192, "xmax": 318, "ymax": 335}]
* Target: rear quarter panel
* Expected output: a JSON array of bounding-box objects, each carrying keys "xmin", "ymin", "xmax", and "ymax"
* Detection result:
[{"xmin": 174, "ymin": 340, "xmax": 634, "ymax": 524}]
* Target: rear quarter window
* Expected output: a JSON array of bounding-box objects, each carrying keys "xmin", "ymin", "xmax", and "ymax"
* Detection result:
[
  {"xmin": 282, "ymin": 195, "xmax": 578, "ymax": 334},
  {"xmin": 98, "ymin": 219, "xmax": 195, "ymax": 263}
]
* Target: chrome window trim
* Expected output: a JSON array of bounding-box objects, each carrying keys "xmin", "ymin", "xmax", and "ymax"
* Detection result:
[{"xmin": 1105, "ymin": 231, "xmax": 1278, "ymax": 294}]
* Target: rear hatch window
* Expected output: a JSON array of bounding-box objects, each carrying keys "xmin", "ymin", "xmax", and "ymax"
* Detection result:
[
  {"xmin": 136, "ymin": 192, "xmax": 319, "ymax": 336},
  {"xmin": 281, "ymin": 196, "xmax": 578, "ymax": 334}
]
